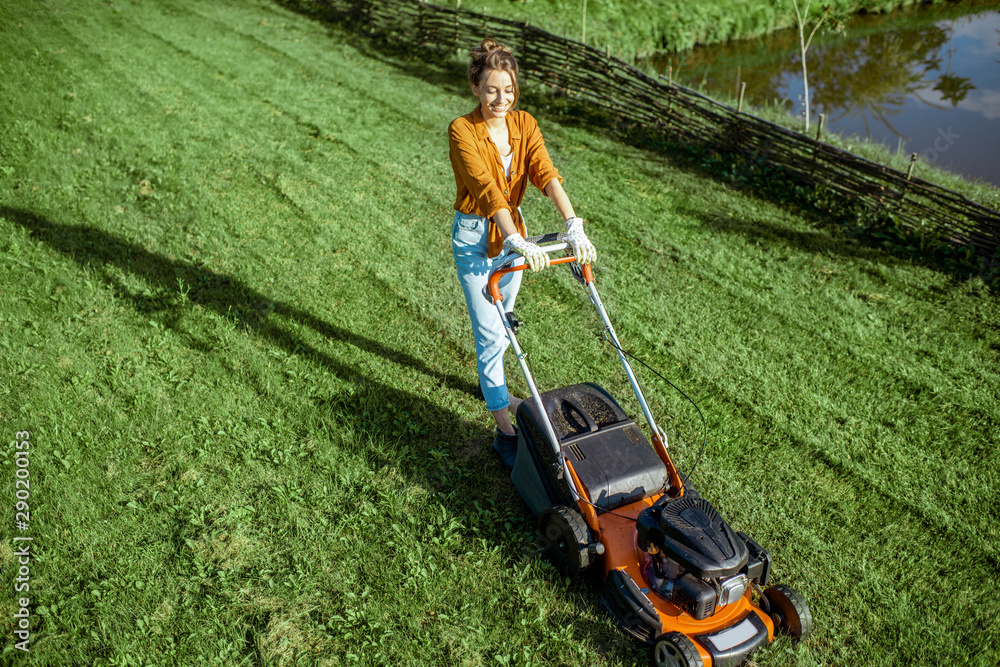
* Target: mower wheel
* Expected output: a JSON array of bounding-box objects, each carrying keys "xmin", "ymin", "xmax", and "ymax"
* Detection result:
[
  {"xmin": 650, "ymin": 632, "xmax": 703, "ymax": 667},
  {"xmin": 764, "ymin": 584, "xmax": 813, "ymax": 641},
  {"xmin": 536, "ymin": 505, "xmax": 591, "ymax": 578}
]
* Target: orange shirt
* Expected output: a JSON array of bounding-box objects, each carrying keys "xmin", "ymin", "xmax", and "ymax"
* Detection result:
[{"xmin": 449, "ymin": 106, "xmax": 562, "ymax": 257}]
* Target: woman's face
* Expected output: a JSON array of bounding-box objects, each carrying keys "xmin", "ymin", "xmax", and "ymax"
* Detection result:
[{"xmin": 474, "ymin": 69, "xmax": 515, "ymax": 121}]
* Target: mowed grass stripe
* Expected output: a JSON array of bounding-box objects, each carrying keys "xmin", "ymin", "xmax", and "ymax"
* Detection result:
[
  {"xmin": 45, "ymin": 0, "xmax": 474, "ymax": 398},
  {"xmin": 95, "ymin": 0, "xmax": 478, "ymax": 351},
  {"xmin": 647, "ymin": 245, "xmax": 1000, "ymax": 563},
  {"xmin": 80, "ymin": 0, "xmax": 583, "ymax": 403}
]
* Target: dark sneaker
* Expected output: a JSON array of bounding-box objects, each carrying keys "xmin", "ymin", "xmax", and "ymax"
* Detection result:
[{"xmin": 492, "ymin": 428, "xmax": 519, "ymax": 469}]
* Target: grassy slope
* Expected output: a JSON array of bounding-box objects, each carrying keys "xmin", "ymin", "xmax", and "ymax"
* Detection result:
[
  {"xmin": 473, "ymin": 0, "xmax": 964, "ymax": 55},
  {"xmin": 1, "ymin": 0, "xmax": 999, "ymax": 665}
]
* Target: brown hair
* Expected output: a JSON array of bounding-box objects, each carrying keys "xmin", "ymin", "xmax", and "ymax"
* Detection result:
[{"xmin": 468, "ymin": 38, "xmax": 519, "ymax": 107}]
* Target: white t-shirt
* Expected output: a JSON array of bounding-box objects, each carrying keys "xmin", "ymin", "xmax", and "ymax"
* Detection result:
[{"xmin": 501, "ymin": 151, "xmax": 513, "ymax": 180}]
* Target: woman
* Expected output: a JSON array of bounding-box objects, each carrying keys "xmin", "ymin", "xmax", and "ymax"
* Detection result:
[{"xmin": 448, "ymin": 38, "xmax": 597, "ymax": 468}]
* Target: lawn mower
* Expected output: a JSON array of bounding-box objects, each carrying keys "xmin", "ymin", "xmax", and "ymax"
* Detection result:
[{"xmin": 484, "ymin": 233, "xmax": 813, "ymax": 667}]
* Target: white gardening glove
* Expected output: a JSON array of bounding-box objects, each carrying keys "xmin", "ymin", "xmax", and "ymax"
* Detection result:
[
  {"xmin": 564, "ymin": 217, "xmax": 597, "ymax": 265},
  {"xmin": 503, "ymin": 233, "xmax": 550, "ymax": 272}
]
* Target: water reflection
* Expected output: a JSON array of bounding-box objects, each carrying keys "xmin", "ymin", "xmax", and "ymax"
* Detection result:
[
  {"xmin": 645, "ymin": 3, "xmax": 1000, "ymax": 185},
  {"xmin": 816, "ymin": 27, "xmax": 946, "ymax": 139},
  {"xmin": 931, "ymin": 26, "xmax": 977, "ymax": 107}
]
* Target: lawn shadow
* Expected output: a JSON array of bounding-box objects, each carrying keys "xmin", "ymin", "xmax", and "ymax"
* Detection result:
[
  {"xmin": 3, "ymin": 205, "xmax": 477, "ymax": 397},
  {"xmin": 548, "ymin": 607, "xmax": 646, "ymax": 665},
  {"xmin": 3, "ymin": 204, "xmax": 502, "ymax": 482},
  {"xmin": 688, "ymin": 206, "xmax": 899, "ymax": 266}
]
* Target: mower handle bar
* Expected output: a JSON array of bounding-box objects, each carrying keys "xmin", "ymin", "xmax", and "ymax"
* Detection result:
[
  {"xmin": 483, "ymin": 232, "xmax": 593, "ymax": 304},
  {"xmin": 485, "ymin": 232, "xmax": 672, "ymax": 506}
]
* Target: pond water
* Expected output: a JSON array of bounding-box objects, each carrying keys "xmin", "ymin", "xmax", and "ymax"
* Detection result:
[{"xmin": 645, "ymin": 2, "xmax": 1000, "ymax": 186}]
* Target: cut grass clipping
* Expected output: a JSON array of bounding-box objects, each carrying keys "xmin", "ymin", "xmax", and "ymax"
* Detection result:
[{"xmin": 1, "ymin": 1, "xmax": 999, "ymax": 666}]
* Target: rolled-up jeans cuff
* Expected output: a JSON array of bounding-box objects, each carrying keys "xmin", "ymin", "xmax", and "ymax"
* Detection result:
[{"xmin": 483, "ymin": 384, "xmax": 510, "ymax": 412}]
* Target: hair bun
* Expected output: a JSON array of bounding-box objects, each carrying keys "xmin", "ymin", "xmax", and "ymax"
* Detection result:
[{"xmin": 476, "ymin": 38, "xmax": 512, "ymax": 56}]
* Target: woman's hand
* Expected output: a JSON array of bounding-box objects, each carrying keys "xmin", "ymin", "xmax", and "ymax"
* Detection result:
[
  {"xmin": 503, "ymin": 233, "xmax": 550, "ymax": 272},
  {"xmin": 563, "ymin": 217, "xmax": 597, "ymax": 265}
]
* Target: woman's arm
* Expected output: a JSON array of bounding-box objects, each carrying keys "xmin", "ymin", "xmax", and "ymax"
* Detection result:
[
  {"xmin": 543, "ymin": 178, "xmax": 576, "ymax": 222},
  {"xmin": 491, "ymin": 207, "xmax": 518, "ymax": 238},
  {"xmin": 545, "ymin": 178, "xmax": 596, "ymax": 265}
]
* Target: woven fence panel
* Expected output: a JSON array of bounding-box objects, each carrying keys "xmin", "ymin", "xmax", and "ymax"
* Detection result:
[{"xmin": 299, "ymin": 0, "xmax": 1000, "ymax": 265}]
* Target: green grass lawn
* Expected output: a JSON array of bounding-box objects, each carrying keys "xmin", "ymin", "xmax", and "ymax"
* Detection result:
[{"xmin": 1, "ymin": 1, "xmax": 999, "ymax": 665}]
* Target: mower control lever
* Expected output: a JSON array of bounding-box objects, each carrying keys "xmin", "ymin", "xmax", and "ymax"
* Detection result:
[{"xmin": 524, "ymin": 231, "xmax": 566, "ymax": 246}]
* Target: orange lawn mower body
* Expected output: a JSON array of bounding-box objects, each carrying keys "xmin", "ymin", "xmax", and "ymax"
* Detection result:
[{"xmin": 485, "ymin": 233, "xmax": 812, "ymax": 667}]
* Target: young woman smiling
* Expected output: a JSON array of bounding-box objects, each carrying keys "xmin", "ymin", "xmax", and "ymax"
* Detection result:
[{"xmin": 448, "ymin": 39, "xmax": 597, "ymax": 468}]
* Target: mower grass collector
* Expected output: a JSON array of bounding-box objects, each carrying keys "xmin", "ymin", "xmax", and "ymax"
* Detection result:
[{"xmin": 484, "ymin": 233, "xmax": 813, "ymax": 667}]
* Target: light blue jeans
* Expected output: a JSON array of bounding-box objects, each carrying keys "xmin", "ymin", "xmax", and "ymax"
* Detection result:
[{"xmin": 452, "ymin": 210, "xmax": 524, "ymax": 412}]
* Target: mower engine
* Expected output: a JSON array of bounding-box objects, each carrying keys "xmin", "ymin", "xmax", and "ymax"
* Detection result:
[{"xmin": 636, "ymin": 494, "xmax": 772, "ymax": 621}]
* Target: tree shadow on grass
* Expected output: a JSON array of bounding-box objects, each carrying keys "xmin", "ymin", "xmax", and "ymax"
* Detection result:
[
  {"xmin": 3, "ymin": 205, "xmax": 477, "ymax": 397},
  {"xmin": 5, "ymin": 203, "xmax": 544, "ymax": 546},
  {"xmin": 686, "ymin": 200, "xmax": 1000, "ymax": 297},
  {"xmin": 3, "ymin": 204, "xmax": 495, "ymax": 474},
  {"xmin": 687, "ymin": 206, "xmax": 897, "ymax": 266}
]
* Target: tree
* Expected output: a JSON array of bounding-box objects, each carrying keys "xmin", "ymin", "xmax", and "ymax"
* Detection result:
[{"xmin": 790, "ymin": 0, "xmax": 831, "ymax": 132}]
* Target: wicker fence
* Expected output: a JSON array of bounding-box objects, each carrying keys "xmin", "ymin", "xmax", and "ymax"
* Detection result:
[{"xmin": 289, "ymin": 0, "xmax": 1000, "ymax": 268}]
